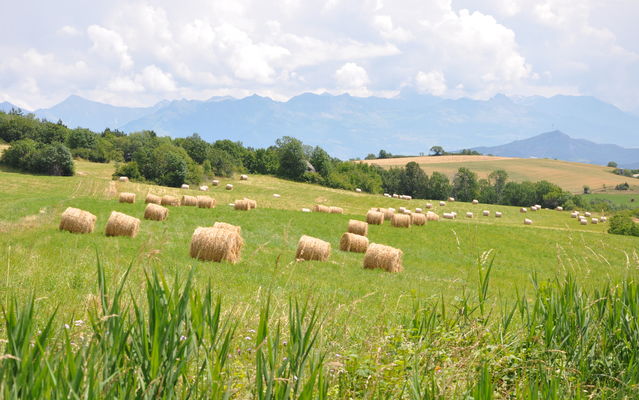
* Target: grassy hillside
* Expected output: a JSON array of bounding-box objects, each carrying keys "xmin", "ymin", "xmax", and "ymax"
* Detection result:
[
  {"xmin": 361, "ymin": 155, "xmax": 637, "ymax": 193},
  {"xmin": 2, "ymin": 160, "xmax": 639, "ymax": 397}
]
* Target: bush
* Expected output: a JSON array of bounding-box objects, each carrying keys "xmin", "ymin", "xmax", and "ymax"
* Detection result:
[
  {"xmin": 1, "ymin": 140, "xmax": 74, "ymax": 176},
  {"xmin": 113, "ymin": 161, "xmax": 142, "ymax": 180},
  {"xmin": 608, "ymin": 214, "xmax": 639, "ymax": 236},
  {"xmin": 616, "ymin": 182, "xmax": 630, "ymax": 190}
]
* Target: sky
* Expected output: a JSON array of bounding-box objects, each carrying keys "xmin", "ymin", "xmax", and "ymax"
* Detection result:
[{"xmin": 1, "ymin": 0, "xmax": 638, "ymax": 113}]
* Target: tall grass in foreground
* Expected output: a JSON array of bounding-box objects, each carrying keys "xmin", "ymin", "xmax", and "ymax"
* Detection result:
[{"xmin": 2, "ymin": 257, "xmax": 639, "ymax": 398}]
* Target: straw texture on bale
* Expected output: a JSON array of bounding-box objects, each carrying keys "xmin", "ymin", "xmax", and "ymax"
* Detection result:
[
  {"xmin": 145, "ymin": 193, "xmax": 161, "ymax": 204},
  {"xmin": 366, "ymin": 210, "xmax": 384, "ymax": 225},
  {"xmin": 524, "ymin": 218, "xmax": 533, "ymax": 225},
  {"xmin": 391, "ymin": 213, "xmax": 411, "ymax": 228},
  {"xmin": 105, "ymin": 211, "xmax": 140, "ymax": 237},
  {"xmin": 197, "ymin": 196, "xmax": 216, "ymax": 208},
  {"xmin": 240, "ymin": 174, "xmax": 248, "ymax": 180},
  {"xmin": 189, "ymin": 227, "xmax": 243, "ymax": 263},
  {"xmin": 339, "ymin": 232, "xmax": 369, "ymax": 253},
  {"xmin": 213, "ymin": 221, "xmax": 242, "ymax": 234},
  {"xmin": 144, "ymin": 203, "xmax": 168, "ymax": 221},
  {"xmin": 181, "ymin": 195, "xmax": 198, "ymax": 206},
  {"xmin": 225, "ymin": 184, "xmax": 234, "ymax": 190},
  {"xmin": 118, "ymin": 192, "xmax": 136, "ymax": 204},
  {"xmin": 382, "ymin": 208, "xmax": 394, "ymax": 220},
  {"xmin": 59, "ymin": 207, "xmax": 96, "ymax": 234},
  {"xmin": 329, "ymin": 206, "xmax": 343, "ymax": 214},
  {"xmin": 212, "ymin": 180, "xmax": 220, "ymax": 186},
  {"xmin": 348, "ymin": 219, "xmax": 369, "ymax": 236},
  {"xmin": 243, "ymin": 198, "xmax": 257, "ymax": 209},
  {"xmin": 426, "ymin": 211, "xmax": 440, "ymax": 221},
  {"xmin": 313, "ymin": 204, "xmax": 330, "ymax": 213},
  {"xmin": 118, "ymin": 176, "xmax": 129, "ymax": 182},
  {"xmin": 296, "ymin": 235, "xmax": 331, "ymax": 261},
  {"xmin": 234, "ymin": 199, "xmax": 251, "ymax": 210},
  {"xmin": 161, "ymin": 195, "xmax": 180, "ymax": 206},
  {"xmin": 181, "ymin": 184, "xmax": 190, "ymax": 189},
  {"xmin": 411, "ymin": 212, "xmax": 426, "ymax": 226},
  {"xmin": 363, "ymin": 243, "xmax": 403, "ymax": 273}
]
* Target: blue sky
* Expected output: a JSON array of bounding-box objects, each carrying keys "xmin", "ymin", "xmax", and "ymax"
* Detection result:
[{"xmin": 1, "ymin": 0, "xmax": 637, "ymax": 113}]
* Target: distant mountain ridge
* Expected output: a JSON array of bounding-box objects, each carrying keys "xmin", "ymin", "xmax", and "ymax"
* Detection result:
[
  {"xmin": 472, "ymin": 131, "xmax": 639, "ymax": 168},
  {"xmin": 2, "ymin": 92, "xmax": 637, "ymax": 159}
]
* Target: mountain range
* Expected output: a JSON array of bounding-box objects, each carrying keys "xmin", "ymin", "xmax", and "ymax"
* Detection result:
[
  {"xmin": 2, "ymin": 92, "xmax": 638, "ymax": 160},
  {"xmin": 472, "ymin": 131, "xmax": 639, "ymax": 169}
]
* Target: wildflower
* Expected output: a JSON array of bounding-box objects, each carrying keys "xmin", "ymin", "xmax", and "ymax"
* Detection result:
[
  {"xmin": 74, "ymin": 320, "xmax": 84, "ymax": 326},
  {"xmin": 64, "ymin": 324, "xmax": 70, "ymax": 329},
  {"xmin": 180, "ymin": 335, "xmax": 187, "ymax": 341}
]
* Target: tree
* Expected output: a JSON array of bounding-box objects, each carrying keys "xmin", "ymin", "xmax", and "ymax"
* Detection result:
[
  {"xmin": 364, "ymin": 153, "xmax": 376, "ymax": 160},
  {"xmin": 400, "ymin": 162, "xmax": 429, "ymax": 198},
  {"xmin": 452, "ymin": 167, "xmax": 479, "ymax": 202},
  {"xmin": 276, "ymin": 136, "xmax": 307, "ymax": 181},
  {"xmin": 607, "ymin": 161, "xmax": 618, "ymax": 168},
  {"xmin": 428, "ymin": 172, "xmax": 451, "ymax": 200},
  {"xmin": 488, "ymin": 169, "xmax": 508, "ymax": 202},
  {"xmin": 583, "ymin": 185, "xmax": 591, "ymax": 194},
  {"xmin": 430, "ymin": 146, "xmax": 444, "ymax": 156},
  {"xmin": 176, "ymin": 133, "xmax": 209, "ymax": 164},
  {"xmin": 310, "ymin": 146, "xmax": 332, "ymax": 178},
  {"xmin": 32, "ymin": 143, "xmax": 75, "ymax": 176},
  {"xmin": 252, "ymin": 147, "xmax": 279, "ymax": 175},
  {"xmin": 378, "ymin": 149, "xmax": 391, "ymax": 159}
]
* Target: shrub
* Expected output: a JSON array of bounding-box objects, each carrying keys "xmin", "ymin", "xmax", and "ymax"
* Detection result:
[
  {"xmin": 1, "ymin": 140, "xmax": 74, "ymax": 176},
  {"xmin": 113, "ymin": 161, "xmax": 142, "ymax": 180},
  {"xmin": 608, "ymin": 215, "xmax": 639, "ymax": 236}
]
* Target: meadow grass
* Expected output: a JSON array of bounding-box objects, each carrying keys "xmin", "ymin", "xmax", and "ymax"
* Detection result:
[{"xmin": 1, "ymin": 160, "xmax": 639, "ymax": 397}]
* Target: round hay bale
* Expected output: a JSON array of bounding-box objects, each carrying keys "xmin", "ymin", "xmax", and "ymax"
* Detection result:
[
  {"xmin": 570, "ymin": 212, "xmax": 579, "ymax": 218},
  {"xmin": 225, "ymin": 184, "xmax": 234, "ymax": 190},
  {"xmin": 105, "ymin": 211, "xmax": 140, "ymax": 237},
  {"xmin": 240, "ymin": 174, "xmax": 248, "ymax": 180},
  {"xmin": 524, "ymin": 218, "xmax": 533, "ymax": 225},
  {"xmin": 448, "ymin": 197, "xmax": 455, "ymax": 202},
  {"xmin": 391, "ymin": 213, "xmax": 411, "ymax": 228},
  {"xmin": 584, "ymin": 212, "xmax": 592, "ymax": 217},
  {"xmin": 212, "ymin": 180, "xmax": 220, "ymax": 186},
  {"xmin": 242, "ymin": 198, "xmax": 257, "ymax": 209},
  {"xmin": 556, "ymin": 206, "xmax": 563, "ymax": 211},
  {"xmin": 313, "ymin": 204, "xmax": 330, "ymax": 213},
  {"xmin": 399, "ymin": 207, "xmax": 406, "ymax": 213},
  {"xmin": 531, "ymin": 206, "xmax": 538, "ymax": 211},
  {"xmin": 181, "ymin": 184, "xmax": 190, "ymax": 189},
  {"xmin": 118, "ymin": 176, "xmax": 129, "ymax": 182},
  {"xmin": 411, "ymin": 212, "xmax": 426, "ymax": 226},
  {"xmin": 59, "ymin": 207, "xmax": 96, "ymax": 234},
  {"xmin": 161, "ymin": 195, "xmax": 180, "ymax": 207},
  {"xmin": 366, "ymin": 210, "xmax": 384, "ymax": 225},
  {"xmin": 439, "ymin": 201, "xmax": 446, "ymax": 206},
  {"xmin": 181, "ymin": 195, "xmax": 198, "ymax": 206},
  {"xmin": 144, "ymin": 203, "xmax": 168, "ymax": 221},
  {"xmin": 234, "ymin": 199, "xmax": 251, "ymax": 211},
  {"xmin": 600, "ymin": 216, "xmax": 607, "ymax": 222},
  {"xmin": 580, "ymin": 219, "xmax": 588, "ymax": 225},
  {"xmin": 189, "ymin": 227, "xmax": 243, "ymax": 263},
  {"xmin": 197, "ymin": 196, "xmax": 216, "ymax": 208},
  {"xmin": 118, "ymin": 192, "xmax": 136, "ymax": 204},
  {"xmin": 591, "ymin": 218, "xmax": 599, "ymax": 224},
  {"xmin": 199, "ymin": 185, "xmax": 209, "ymax": 191},
  {"xmin": 363, "ymin": 243, "xmax": 403, "ymax": 273},
  {"xmin": 273, "ymin": 194, "xmax": 281, "ymax": 198},
  {"xmin": 425, "ymin": 203, "xmax": 433, "ymax": 209},
  {"xmin": 443, "ymin": 213, "xmax": 454, "ymax": 219},
  {"xmin": 466, "ymin": 212, "xmax": 474, "ymax": 218},
  {"xmin": 348, "ymin": 219, "xmax": 369, "ymax": 236},
  {"xmin": 451, "ymin": 212, "xmax": 457, "ymax": 218},
  {"xmin": 520, "ymin": 208, "xmax": 528, "ymax": 213},
  {"xmin": 145, "ymin": 193, "xmax": 161, "ymax": 204},
  {"xmin": 483, "ymin": 210, "xmax": 490, "ymax": 216},
  {"xmin": 339, "ymin": 232, "xmax": 368, "ymax": 253},
  {"xmin": 415, "ymin": 208, "xmax": 423, "ymax": 213},
  {"xmin": 301, "ymin": 208, "xmax": 311, "ymax": 213},
  {"xmin": 495, "ymin": 211, "xmax": 503, "ymax": 218},
  {"xmin": 296, "ymin": 235, "xmax": 331, "ymax": 261},
  {"xmin": 392, "ymin": 194, "xmax": 399, "ymax": 198},
  {"xmin": 212, "ymin": 222, "xmax": 244, "ymax": 255},
  {"xmin": 472, "ymin": 199, "xmax": 479, "ymax": 205},
  {"xmin": 329, "ymin": 206, "xmax": 344, "ymax": 214},
  {"xmin": 426, "ymin": 211, "xmax": 439, "ymax": 221},
  {"xmin": 382, "ymin": 208, "xmax": 394, "ymax": 220},
  {"xmin": 355, "ymin": 188, "xmax": 362, "ymax": 192}
]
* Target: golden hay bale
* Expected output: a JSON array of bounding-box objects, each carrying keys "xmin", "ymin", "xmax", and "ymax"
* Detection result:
[
  {"xmin": 181, "ymin": 184, "xmax": 190, "ymax": 189},
  {"xmin": 382, "ymin": 208, "xmax": 394, "ymax": 220},
  {"xmin": 199, "ymin": 185, "xmax": 209, "ymax": 191},
  {"xmin": 348, "ymin": 219, "xmax": 369, "ymax": 236},
  {"xmin": 466, "ymin": 212, "xmax": 474, "ymax": 218},
  {"xmin": 301, "ymin": 208, "xmax": 311, "ymax": 213},
  {"xmin": 226, "ymin": 184, "xmax": 234, "ymax": 190},
  {"xmin": 118, "ymin": 192, "xmax": 136, "ymax": 203},
  {"xmin": 145, "ymin": 193, "xmax": 161, "ymax": 204},
  {"xmin": 144, "ymin": 203, "xmax": 168, "ymax": 221},
  {"xmin": 426, "ymin": 211, "xmax": 439, "ymax": 221},
  {"xmin": 391, "ymin": 213, "xmax": 411, "ymax": 228},
  {"xmin": 472, "ymin": 199, "xmax": 479, "ymax": 204},
  {"xmin": 366, "ymin": 210, "xmax": 384, "ymax": 225},
  {"xmin": 415, "ymin": 208, "xmax": 423, "ymax": 213},
  {"xmin": 339, "ymin": 232, "xmax": 369, "ymax": 253},
  {"xmin": 443, "ymin": 213, "xmax": 454, "ymax": 219},
  {"xmin": 570, "ymin": 212, "xmax": 579, "ymax": 218},
  {"xmin": 448, "ymin": 197, "xmax": 455, "ymax": 202},
  {"xmin": 313, "ymin": 204, "xmax": 331, "ymax": 213},
  {"xmin": 161, "ymin": 195, "xmax": 180, "ymax": 207},
  {"xmin": 197, "ymin": 196, "xmax": 216, "ymax": 208},
  {"xmin": 213, "ymin": 221, "xmax": 242, "ymax": 234},
  {"xmin": 240, "ymin": 174, "xmax": 248, "ymax": 180},
  {"xmin": 591, "ymin": 218, "xmax": 599, "ymax": 224},
  {"xmin": 524, "ymin": 218, "xmax": 533, "ymax": 225},
  {"xmin": 189, "ymin": 227, "xmax": 243, "ymax": 263},
  {"xmin": 118, "ymin": 176, "xmax": 129, "ymax": 182},
  {"xmin": 212, "ymin": 180, "xmax": 220, "ymax": 186},
  {"xmin": 105, "ymin": 211, "xmax": 140, "ymax": 237},
  {"xmin": 273, "ymin": 194, "xmax": 281, "ymax": 198},
  {"xmin": 296, "ymin": 235, "xmax": 331, "ymax": 261},
  {"xmin": 425, "ymin": 203, "xmax": 433, "ymax": 209},
  {"xmin": 520, "ymin": 208, "xmax": 528, "ymax": 213},
  {"xmin": 329, "ymin": 206, "xmax": 344, "ymax": 214},
  {"xmin": 439, "ymin": 201, "xmax": 446, "ymax": 206},
  {"xmin": 181, "ymin": 195, "xmax": 198, "ymax": 206},
  {"xmin": 234, "ymin": 199, "xmax": 251, "ymax": 210},
  {"xmin": 584, "ymin": 212, "xmax": 592, "ymax": 217},
  {"xmin": 363, "ymin": 243, "xmax": 403, "ymax": 273},
  {"xmin": 579, "ymin": 219, "xmax": 588, "ymax": 225},
  {"xmin": 59, "ymin": 207, "xmax": 96, "ymax": 234},
  {"xmin": 411, "ymin": 212, "xmax": 426, "ymax": 226},
  {"xmin": 355, "ymin": 188, "xmax": 362, "ymax": 192},
  {"xmin": 483, "ymin": 210, "xmax": 490, "ymax": 216},
  {"xmin": 242, "ymin": 198, "xmax": 257, "ymax": 209},
  {"xmin": 495, "ymin": 212, "xmax": 503, "ymax": 218},
  {"xmin": 556, "ymin": 206, "xmax": 564, "ymax": 211}
]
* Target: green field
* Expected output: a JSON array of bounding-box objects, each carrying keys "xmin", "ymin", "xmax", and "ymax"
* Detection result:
[
  {"xmin": 361, "ymin": 155, "xmax": 638, "ymax": 194},
  {"xmin": 2, "ymin": 160, "xmax": 639, "ymax": 397}
]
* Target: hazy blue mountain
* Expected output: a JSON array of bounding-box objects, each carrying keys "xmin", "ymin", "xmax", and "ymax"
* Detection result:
[
  {"xmin": 30, "ymin": 92, "xmax": 639, "ymax": 159},
  {"xmin": 33, "ymin": 95, "xmax": 165, "ymax": 132},
  {"xmin": 0, "ymin": 101, "xmax": 25, "ymax": 113},
  {"xmin": 472, "ymin": 131, "xmax": 639, "ymax": 168}
]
